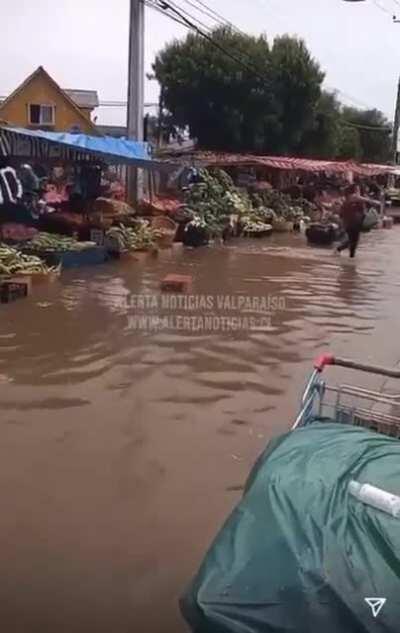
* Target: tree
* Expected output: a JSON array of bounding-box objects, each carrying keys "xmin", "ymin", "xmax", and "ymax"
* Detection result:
[
  {"xmin": 341, "ymin": 107, "xmax": 392, "ymax": 163},
  {"xmin": 268, "ymin": 36, "xmax": 324, "ymax": 154},
  {"xmin": 152, "ymin": 28, "xmax": 324, "ymax": 154},
  {"xmin": 152, "ymin": 27, "xmax": 391, "ymax": 162},
  {"xmin": 300, "ymin": 90, "xmax": 342, "ymax": 158},
  {"xmin": 298, "ymin": 96, "xmax": 391, "ymax": 163},
  {"xmin": 337, "ymin": 125, "xmax": 362, "ymax": 161}
]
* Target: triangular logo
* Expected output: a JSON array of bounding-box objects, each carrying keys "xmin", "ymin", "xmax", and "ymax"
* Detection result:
[{"xmin": 365, "ymin": 597, "xmax": 386, "ymax": 618}]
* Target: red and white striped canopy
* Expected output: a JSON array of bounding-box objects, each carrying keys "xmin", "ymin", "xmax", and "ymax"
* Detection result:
[{"xmin": 191, "ymin": 152, "xmax": 394, "ymax": 176}]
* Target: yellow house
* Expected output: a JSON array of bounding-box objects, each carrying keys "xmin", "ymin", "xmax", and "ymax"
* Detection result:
[{"xmin": 0, "ymin": 66, "xmax": 99, "ymax": 135}]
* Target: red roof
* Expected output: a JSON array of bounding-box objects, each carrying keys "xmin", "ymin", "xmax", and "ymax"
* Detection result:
[{"xmin": 187, "ymin": 152, "xmax": 394, "ymax": 176}]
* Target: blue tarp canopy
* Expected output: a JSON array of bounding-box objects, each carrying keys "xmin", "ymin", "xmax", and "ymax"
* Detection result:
[{"xmin": 0, "ymin": 125, "xmax": 173, "ymax": 171}]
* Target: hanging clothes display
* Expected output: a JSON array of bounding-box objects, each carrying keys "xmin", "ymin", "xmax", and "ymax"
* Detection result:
[{"xmin": 0, "ymin": 167, "xmax": 23, "ymax": 205}]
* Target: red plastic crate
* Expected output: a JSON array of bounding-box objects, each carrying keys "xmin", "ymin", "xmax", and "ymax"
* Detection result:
[{"xmin": 160, "ymin": 274, "xmax": 192, "ymax": 293}]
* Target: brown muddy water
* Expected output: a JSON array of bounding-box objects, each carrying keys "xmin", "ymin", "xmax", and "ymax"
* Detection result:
[{"xmin": 1, "ymin": 229, "xmax": 400, "ymax": 632}]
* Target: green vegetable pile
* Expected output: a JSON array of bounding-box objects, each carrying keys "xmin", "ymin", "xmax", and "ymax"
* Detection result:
[
  {"xmin": 182, "ymin": 169, "xmax": 314, "ymax": 237},
  {"xmin": 252, "ymin": 190, "xmax": 315, "ymax": 221},
  {"xmin": 0, "ymin": 244, "xmax": 55, "ymax": 275},
  {"xmin": 183, "ymin": 169, "xmax": 252, "ymax": 236},
  {"xmin": 106, "ymin": 222, "xmax": 161, "ymax": 252},
  {"xmin": 24, "ymin": 233, "xmax": 97, "ymax": 253}
]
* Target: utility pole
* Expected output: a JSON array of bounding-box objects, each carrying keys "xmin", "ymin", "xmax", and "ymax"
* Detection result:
[
  {"xmin": 392, "ymin": 76, "xmax": 400, "ymax": 165},
  {"xmin": 127, "ymin": 0, "xmax": 145, "ymax": 205},
  {"xmin": 341, "ymin": 2, "xmax": 400, "ymax": 164}
]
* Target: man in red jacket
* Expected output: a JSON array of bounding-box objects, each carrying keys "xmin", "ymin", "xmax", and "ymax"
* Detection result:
[{"xmin": 336, "ymin": 184, "xmax": 380, "ymax": 258}]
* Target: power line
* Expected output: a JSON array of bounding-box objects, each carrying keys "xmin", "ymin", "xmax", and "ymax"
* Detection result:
[
  {"xmin": 99, "ymin": 101, "xmax": 158, "ymax": 107},
  {"xmin": 147, "ymin": 0, "xmax": 390, "ymax": 126},
  {"xmin": 143, "ymin": 0, "xmax": 189, "ymax": 28},
  {"xmin": 144, "ymin": 0, "xmax": 281, "ymax": 103},
  {"xmin": 343, "ymin": 120, "xmax": 392, "ymax": 132},
  {"xmin": 0, "ymin": 95, "xmax": 157, "ymax": 108},
  {"xmin": 148, "ymin": 0, "xmax": 268, "ymax": 81},
  {"xmin": 325, "ymin": 86, "xmax": 376, "ymax": 111},
  {"xmin": 148, "ymin": 0, "xmax": 266, "ymax": 75},
  {"xmin": 179, "ymin": 0, "xmax": 227, "ymax": 28},
  {"xmin": 161, "ymin": 0, "xmax": 214, "ymax": 32},
  {"xmin": 372, "ymin": 0, "xmax": 392, "ymax": 15},
  {"xmin": 186, "ymin": 0, "xmax": 247, "ymax": 35},
  {"xmin": 147, "ymin": 0, "xmax": 252, "ymax": 36},
  {"xmin": 326, "ymin": 87, "xmax": 392, "ymax": 123}
]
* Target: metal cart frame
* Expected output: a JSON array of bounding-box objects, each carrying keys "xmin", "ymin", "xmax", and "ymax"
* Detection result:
[{"xmin": 293, "ymin": 354, "xmax": 400, "ymax": 437}]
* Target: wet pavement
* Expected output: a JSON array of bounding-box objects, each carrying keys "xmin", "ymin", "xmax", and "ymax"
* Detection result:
[{"xmin": 0, "ymin": 228, "xmax": 400, "ymax": 632}]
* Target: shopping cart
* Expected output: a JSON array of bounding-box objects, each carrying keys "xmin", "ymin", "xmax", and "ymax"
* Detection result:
[
  {"xmin": 293, "ymin": 353, "xmax": 400, "ymax": 437},
  {"xmin": 182, "ymin": 352, "xmax": 400, "ymax": 633}
]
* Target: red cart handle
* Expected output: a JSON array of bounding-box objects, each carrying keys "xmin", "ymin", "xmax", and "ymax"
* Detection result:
[
  {"xmin": 314, "ymin": 353, "xmax": 335, "ymax": 372},
  {"xmin": 313, "ymin": 354, "xmax": 400, "ymax": 378}
]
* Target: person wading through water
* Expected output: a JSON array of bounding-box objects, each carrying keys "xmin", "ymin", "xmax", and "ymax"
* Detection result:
[{"xmin": 336, "ymin": 184, "xmax": 381, "ymax": 258}]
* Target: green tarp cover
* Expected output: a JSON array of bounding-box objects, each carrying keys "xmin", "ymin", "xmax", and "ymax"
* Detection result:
[{"xmin": 181, "ymin": 422, "xmax": 400, "ymax": 632}]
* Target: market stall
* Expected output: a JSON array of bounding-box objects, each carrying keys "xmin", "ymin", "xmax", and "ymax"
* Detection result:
[
  {"xmin": 157, "ymin": 150, "xmax": 395, "ymax": 192},
  {"xmin": 0, "ymin": 124, "xmax": 177, "ymax": 300},
  {"xmin": 146, "ymin": 149, "xmax": 400, "ymax": 247}
]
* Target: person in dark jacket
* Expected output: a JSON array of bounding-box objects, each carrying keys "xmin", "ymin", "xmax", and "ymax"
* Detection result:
[{"xmin": 336, "ymin": 184, "xmax": 380, "ymax": 258}]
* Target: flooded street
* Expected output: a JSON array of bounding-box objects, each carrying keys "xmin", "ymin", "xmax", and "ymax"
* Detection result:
[{"xmin": 1, "ymin": 228, "xmax": 400, "ymax": 633}]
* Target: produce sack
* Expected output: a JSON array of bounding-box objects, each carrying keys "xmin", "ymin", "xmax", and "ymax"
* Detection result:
[
  {"xmin": 181, "ymin": 422, "xmax": 400, "ymax": 633},
  {"xmin": 363, "ymin": 208, "xmax": 379, "ymax": 230}
]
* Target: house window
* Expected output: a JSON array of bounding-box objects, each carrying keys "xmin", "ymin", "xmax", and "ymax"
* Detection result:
[{"xmin": 28, "ymin": 104, "xmax": 55, "ymax": 126}]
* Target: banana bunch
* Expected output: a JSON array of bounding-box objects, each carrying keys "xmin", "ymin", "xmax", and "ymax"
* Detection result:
[
  {"xmin": 0, "ymin": 244, "xmax": 53, "ymax": 275},
  {"xmin": 106, "ymin": 223, "xmax": 160, "ymax": 252},
  {"xmin": 106, "ymin": 225, "xmax": 139, "ymax": 251},
  {"xmin": 24, "ymin": 232, "xmax": 96, "ymax": 253}
]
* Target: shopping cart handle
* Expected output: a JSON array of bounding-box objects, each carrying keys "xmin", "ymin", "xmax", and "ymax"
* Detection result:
[
  {"xmin": 314, "ymin": 354, "xmax": 400, "ymax": 378},
  {"xmin": 314, "ymin": 353, "xmax": 335, "ymax": 372}
]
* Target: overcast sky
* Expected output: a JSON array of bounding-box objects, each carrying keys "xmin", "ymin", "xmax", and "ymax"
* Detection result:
[{"xmin": 1, "ymin": 0, "xmax": 399, "ymax": 126}]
